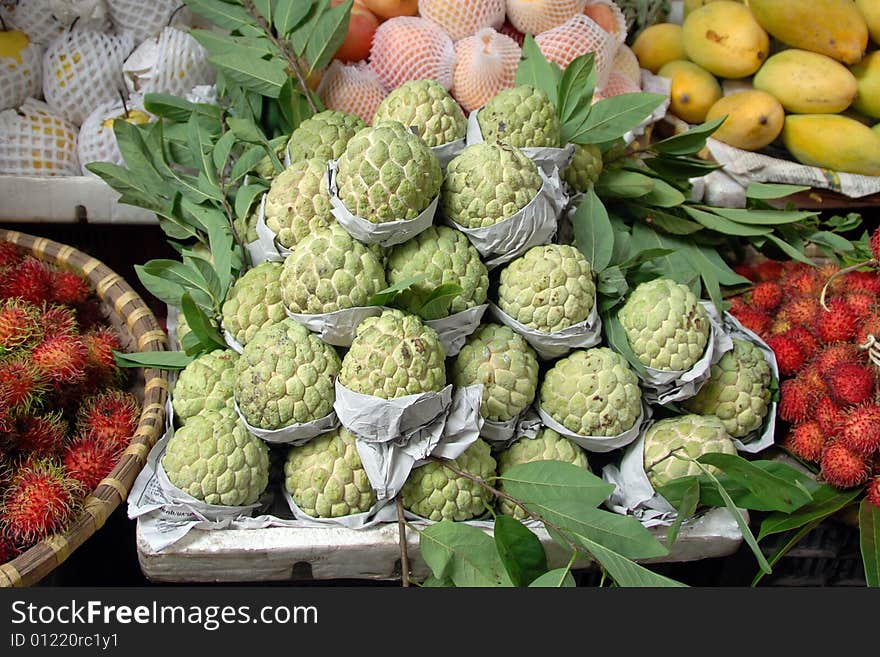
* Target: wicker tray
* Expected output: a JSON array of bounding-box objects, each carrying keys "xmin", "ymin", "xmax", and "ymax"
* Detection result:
[{"xmin": 0, "ymin": 229, "xmax": 169, "ymax": 587}]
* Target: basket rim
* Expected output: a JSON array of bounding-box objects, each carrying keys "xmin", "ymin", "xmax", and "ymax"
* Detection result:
[{"xmin": 0, "ymin": 228, "xmax": 169, "ymax": 587}]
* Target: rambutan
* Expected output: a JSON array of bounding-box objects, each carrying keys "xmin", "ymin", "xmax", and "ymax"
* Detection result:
[
  {"xmin": 856, "ymin": 312, "xmax": 880, "ymax": 346},
  {"xmin": 823, "ymin": 362, "xmax": 876, "ymax": 407},
  {"xmin": 0, "ymin": 258, "xmax": 53, "ymax": 305},
  {"xmin": 820, "ymin": 442, "xmax": 871, "ymax": 488},
  {"xmin": 780, "ymin": 297, "xmax": 820, "ymax": 329},
  {"xmin": 844, "ymin": 270, "xmax": 880, "ymax": 296},
  {"xmin": 49, "ymin": 270, "xmax": 90, "ymax": 306},
  {"xmin": 818, "ymin": 263, "xmax": 844, "ymax": 296},
  {"xmin": 870, "ymin": 228, "xmax": 880, "ymax": 262},
  {"xmin": 750, "ymin": 281, "xmax": 783, "ymax": 312},
  {"xmin": 839, "ymin": 404, "xmax": 880, "ymax": 456},
  {"xmin": 782, "ymin": 327, "xmax": 819, "ymax": 362},
  {"xmin": 866, "ymin": 476, "xmax": 880, "ymax": 509},
  {"xmin": 39, "ymin": 304, "xmax": 77, "ymax": 338},
  {"xmin": 798, "ymin": 365, "xmax": 826, "ymax": 395},
  {"xmin": 783, "ymin": 265, "xmax": 822, "ymax": 298},
  {"xmin": 785, "ymin": 422, "xmax": 828, "ymax": 462},
  {"xmin": 768, "ymin": 316, "xmax": 791, "ymax": 336},
  {"xmin": 0, "ymin": 242, "xmax": 22, "ymax": 269},
  {"xmin": 733, "ymin": 264, "xmax": 755, "ymax": 281},
  {"xmin": 727, "ymin": 296, "xmax": 749, "ymax": 315},
  {"xmin": 76, "ymin": 391, "xmax": 139, "ymax": 451},
  {"xmin": 816, "ymin": 395, "xmax": 844, "ymax": 434},
  {"xmin": 731, "ymin": 307, "xmax": 771, "ymax": 336},
  {"xmin": 779, "ymin": 378, "xmax": 820, "ymax": 423},
  {"xmin": 62, "ymin": 435, "xmax": 122, "ymax": 493},
  {"xmin": 13, "ymin": 412, "xmax": 67, "ymax": 458},
  {"xmin": 752, "ymin": 260, "xmax": 784, "ymax": 282},
  {"xmin": 82, "ymin": 327, "xmax": 121, "ymax": 387},
  {"xmin": 0, "ymin": 359, "xmax": 47, "ymax": 412},
  {"xmin": 30, "ymin": 335, "xmax": 87, "ymax": 384},
  {"xmin": 844, "ymin": 291, "xmax": 876, "ymax": 321},
  {"xmin": 0, "ymin": 298, "xmax": 41, "ymax": 352},
  {"xmin": 765, "ymin": 335, "xmax": 806, "ymax": 376},
  {"xmin": 0, "ymin": 458, "xmax": 83, "ymax": 546},
  {"xmin": 812, "ymin": 342, "xmax": 863, "ymax": 372},
  {"xmin": 816, "ymin": 300, "xmax": 858, "ymax": 343}
]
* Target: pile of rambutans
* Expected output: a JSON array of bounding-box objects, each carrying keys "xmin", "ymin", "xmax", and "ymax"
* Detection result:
[
  {"xmin": 0, "ymin": 240, "xmax": 140, "ymax": 565},
  {"xmin": 730, "ymin": 237, "xmax": 880, "ymax": 510}
]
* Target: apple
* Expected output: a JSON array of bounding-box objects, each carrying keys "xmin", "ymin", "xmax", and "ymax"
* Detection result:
[
  {"xmin": 360, "ymin": 0, "xmax": 418, "ymax": 21},
  {"xmin": 331, "ymin": 0, "xmax": 379, "ymax": 63}
]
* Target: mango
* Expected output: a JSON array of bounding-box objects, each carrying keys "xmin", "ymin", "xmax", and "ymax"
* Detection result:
[
  {"xmin": 852, "ymin": 51, "xmax": 880, "ymax": 119},
  {"xmin": 706, "ymin": 90, "xmax": 784, "ymax": 151},
  {"xmin": 747, "ymin": 0, "xmax": 868, "ymax": 65},
  {"xmin": 682, "ymin": 2, "xmax": 769, "ymax": 79},
  {"xmin": 856, "ymin": 0, "xmax": 880, "ymax": 45},
  {"xmin": 754, "ymin": 49, "xmax": 857, "ymax": 114},
  {"xmin": 684, "ymin": 0, "xmax": 742, "ymax": 17},
  {"xmin": 658, "ymin": 60, "xmax": 723, "ymax": 124},
  {"xmin": 782, "ymin": 114, "xmax": 880, "ymax": 176},
  {"xmin": 632, "ymin": 23, "xmax": 686, "ymax": 74}
]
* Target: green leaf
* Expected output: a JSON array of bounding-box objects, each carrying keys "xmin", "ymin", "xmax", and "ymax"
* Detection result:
[
  {"xmin": 206, "ymin": 221, "xmax": 235, "ymax": 300},
  {"xmin": 596, "ymin": 169, "xmax": 655, "ymax": 198},
  {"xmin": 142, "ymin": 259, "xmax": 215, "ymax": 307},
  {"xmin": 191, "ymin": 30, "xmax": 276, "ymax": 61},
  {"xmin": 642, "ymin": 179, "xmax": 687, "ymax": 208},
  {"xmin": 185, "ymin": 0, "xmax": 258, "ymax": 31},
  {"xmin": 616, "ymin": 248, "xmax": 677, "ymax": 271},
  {"xmin": 417, "ymin": 283, "xmax": 464, "ymax": 321},
  {"xmin": 572, "ymin": 187, "xmax": 614, "ymax": 273},
  {"xmin": 667, "ymin": 479, "xmax": 700, "ymax": 548},
  {"xmin": 745, "ymin": 182, "xmax": 810, "ymax": 200},
  {"xmin": 181, "ymin": 293, "xmax": 225, "ymax": 350},
  {"xmin": 251, "ymin": 0, "xmax": 272, "ymax": 22},
  {"xmin": 706, "ymin": 207, "xmax": 817, "ymax": 226},
  {"xmin": 494, "ymin": 516, "xmax": 549, "ymax": 587},
  {"xmin": 231, "ymin": 144, "xmax": 272, "ymax": 182},
  {"xmin": 420, "ymin": 575, "xmax": 454, "ymax": 587},
  {"xmin": 758, "ymin": 485, "xmax": 862, "ymax": 541},
  {"xmin": 682, "ymin": 206, "xmax": 772, "ymax": 237},
  {"xmin": 134, "ymin": 264, "xmax": 186, "ymax": 307},
  {"xmin": 187, "ymin": 113, "xmax": 218, "ymax": 186},
  {"xmin": 529, "ymin": 568, "xmax": 576, "ymax": 587},
  {"xmin": 752, "ymin": 518, "xmax": 823, "ymax": 587},
  {"xmin": 570, "ymin": 93, "xmax": 665, "ymax": 144},
  {"xmin": 368, "ymin": 274, "xmax": 428, "ymax": 307},
  {"xmin": 113, "ymin": 350, "xmax": 194, "ymax": 370},
  {"xmin": 303, "ymin": 0, "xmax": 352, "ymax": 74},
  {"xmin": 697, "ymin": 453, "xmax": 813, "ymax": 513},
  {"xmin": 636, "ymin": 207, "xmax": 704, "ymax": 235},
  {"xmin": 651, "ymin": 117, "xmax": 726, "ymax": 156},
  {"xmin": 143, "ymin": 93, "xmax": 199, "ymax": 122},
  {"xmin": 234, "ymin": 183, "xmax": 267, "ymax": 221},
  {"xmin": 86, "ymin": 162, "xmax": 163, "ymax": 214},
  {"xmin": 420, "ymin": 521, "xmax": 513, "ymax": 587},
  {"xmin": 860, "ymin": 499, "xmax": 880, "ymax": 587},
  {"xmin": 764, "ymin": 233, "xmax": 814, "ymax": 266},
  {"xmin": 597, "ymin": 266, "xmax": 628, "ymax": 299},
  {"xmin": 274, "ymin": 0, "xmax": 314, "ymax": 34},
  {"xmin": 208, "ymin": 52, "xmax": 287, "ymax": 98},
  {"xmin": 499, "ymin": 461, "xmax": 615, "ymax": 510},
  {"xmin": 576, "ymin": 537, "xmax": 686, "ymax": 587},
  {"xmin": 515, "ymin": 34, "xmax": 562, "ymax": 105},
  {"xmin": 213, "ymin": 130, "xmax": 237, "ymax": 173},
  {"xmin": 602, "ymin": 312, "xmax": 648, "ymax": 377},
  {"xmin": 644, "ymin": 154, "xmax": 722, "ymax": 181},
  {"xmin": 807, "ymin": 230, "xmax": 854, "ymax": 252},
  {"xmin": 557, "ymin": 53, "xmax": 596, "ymax": 140}
]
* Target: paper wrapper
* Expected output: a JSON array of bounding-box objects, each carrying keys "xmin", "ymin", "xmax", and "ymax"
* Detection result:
[
  {"xmin": 281, "ymin": 486, "xmax": 396, "ymax": 529},
  {"xmin": 488, "ymin": 298, "xmax": 602, "ymax": 361},
  {"xmin": 425, "ymin": 304, "xmax": 487, "ymax": 357},
  {"xmin": 433, "ymin": 138, "xmax": 466, "ymax": 169},
  {"xmin": 251, "ymin": 192, "xmax": 288, "ymax": 263},
  {"xmin": 185, "ymin": 84, "xmax": 217, "ymax": 105},
  {"xmin": 334, "ymin": 381, "xmax": 483, "ymax": 500},
  {"xmin": 625, "ymin": 71, "xmax": 671, "ymax": 146},
  {"xmin": 328, "ymin": 160, "xmax": 438, "ymax": 248},
  {"xmin": 479, "ymin": 408, "xmax": 542, "ymax": 446},
  {"xmin": 223, "ymin": 328, "xmax": 244, "ymax": 354},
  {"xmin": 537, "ymin": 400, "xmax": 651, "ymax": 454},
  {"xmin": 233, "ymin": 398, "xmax": 340, "ymax": 447},
  {"xmin": 446, "ymin": 169, "xmax": 562, "ymax": 269},
  {"xmin": 284, "ymin": 305, "xmax": 382, "ymax": 348},
  {"xmin": 637, "ymin": 301, "xmax": 733, "ymax": 405}
]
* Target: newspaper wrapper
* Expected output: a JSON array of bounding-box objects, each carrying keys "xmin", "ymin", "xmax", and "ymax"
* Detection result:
[
  {"xmin": 637, "ymin": 301, "xmax": 734, "ymax": 405},
  {"xmin": 433, "ymin": 138, "xmax": 466, "ymax": 169},
  {"xmin": 223, "ymin": 327, "xmax": 244, "ymax": 354},
  {"xmin": 251, "ymin": 193, "xmax": 287, "ymax": 264},
  {"xmin": 488, "ymin": 298, "xmax": 602, "ymax": 361},
  {"xmin": 284, "ymin": 305, "xmax": 382, "ymax": 348},
  {"xmin": 425, "ymin": 304, "xmax": 488, "ymax": 357},
  {"xmin": 624, "ymin": 71, "xmax": 672, "ymax": 146},
  {"xmin": 233, "ymin": 398, "xmax": 339, "ymax": 447},
  {"xmin": 446, "ymin": 169, "xmax": 562, "ymax": 269},
  {"xmin": 479, "ymin": 408, "xmax": 543, "ymax": 446},
  {"xmin": 333, "ymin": 381, "xmax": 483, "ymax": 500},
  {"xmin": 537, "ymin": 400, "xmax": 651, "ymax": 453},
  {"xmin": 328, "ymin": 160, "xmax": 439, "ymax": 248},
  {"xmin": 466, "ymin": 109, "xmax": 575, "ymax": 175},
  {"xmin": 281, "ymin": 486, "xmax": 396, "ymax": 529}
]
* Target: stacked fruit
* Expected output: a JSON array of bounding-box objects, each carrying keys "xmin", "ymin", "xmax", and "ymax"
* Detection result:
[
  {"xmin": 0, "ymin": 241, "xmax": 141, "ymax": 562},
  {"xmin": 632, "ymin": 0, "xmax": 880, "ymax": 176}
]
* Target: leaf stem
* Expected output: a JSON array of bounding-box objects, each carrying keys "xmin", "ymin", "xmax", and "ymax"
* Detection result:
[{"xmin": 396, "ymin": 495, "xmax": 410, "ymax": 588}]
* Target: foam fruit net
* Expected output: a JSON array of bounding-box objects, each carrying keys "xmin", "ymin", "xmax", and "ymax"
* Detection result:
[
  {"xmin": 452, "ymin": 28, "xmax": 521, "ymax": 113},
  {"xmin": 144, "ymin": 27, "xmax": 214, "ymax": 97},
  {"xmin": 0, "ymin": 41, "xmax": 42, "ymax": 111},
  {"xmin": 506, "ymin": 0, "xmax": 586, "ymax": 35},
  {"xmin": 418, "ymin": 0, "xmax": 506, "ymax": 41},
  {"xmin": 106, "ymin": 0, "xmax": 191, "ymax": 43},
  {"xmin": 0, "ymin": 98, "xmax": 80, "ymax": 175},
  {"xmin": 318, "ymin": 61, "xmax": 387, "ymax": 125},
  {"xmin": 370, "ymin": 16, "xmax": 456, "ymax": 91},
  {"xmin": 535, "ymin": 14, "xmax": 618, "ymax": 88}
]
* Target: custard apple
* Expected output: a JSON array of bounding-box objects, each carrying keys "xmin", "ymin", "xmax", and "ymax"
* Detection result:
[
  {"xmin": 372, "ymin": 79, "xmax": 467, "ymax": 148},
  {"xmin": 254, "ymin": 137, "xmax": 289, "ymax": 180},
  {"xmin": 683, "ymin": 339, "xmax": 772, "ymax": 438},
  {"xmin": 280, "ymin": 225, "xmax": 387, "ymax": 315},
  {"xmin": 451, "ymin": 323, "xmax": 539, "ymax": 422},
  {"xmin": 221, "ymin": 261, "xmax": 286, "ymax": 347},
  {"xmin": 385, "ymin": 226, "xmax": 488, "ymax": 319},
  {"xmin": 339, "ymin": 309, "xmax": 446, "ymax": 399},
  {"xmin": 233, "ymin": 206, "xmax": 259, "ymax": 244},
  {"xmin": 175, "ymin": 311, "xmax": 218, "ymax": 351},
  {"xmin": 287, "ymin": 109, "xmax": 366, "ymax": 163},
  {"xmin": 540, "ymin": 347, "xmax": 642, "ymax": 436},
  {"xmin": 643, "ymin": 414, "xmax": 737, "ymax": 490},
  {"xmin": 441, "ymin": 142, "xmax": 542, "ymax": 228},
  {"xmin": 263, "ymin": 158, "xmax": 334, "ymax": 250},
  {"xmin": 564, "ymin": 143, "xmax": 603, "ymax": 192},
  {"xmin": 234, "ymin": 318, "xmax": 341, "ymax": 430},
  {"xmin": 335, "ymin": 120, "xmax": 442, "ymax": 224},
  {"xmin": 283, "ymin": 427, "xmax": 377, "ymax": 518},
  {"xmin": 172, "ymin": 349, "xmax": 238, "ymax": 425},
  {"xmin": 401, "ymin": 438, "xmax": 496, "ymax": 521},
  {"xmin": 477, "ymin": 85, "xmax": 561, "ymax": 148},
  {"xmin": 497, "ymin": 428, "xmax": 589, "ymax": 519},
  {"xmin": 497, "ymin": 244, "xmax": 596, "ymax": 333},
  {"xmin": 162, "ymin": 407, "xmax": 270, "ymax": 506},
  {"xmin": 618, "ymin": 278, "xmax": 710, "ymax": 371}
]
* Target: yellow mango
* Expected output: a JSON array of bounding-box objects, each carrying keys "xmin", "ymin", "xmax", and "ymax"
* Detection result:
[
  {"xmin": 852, "ymin": 51, "xmax": 880, "ymax": 119},
  {"xmin": 632, "ymin": 23, "xmax": 686, "ymax": 74},
  {"xmin": 754, "ymin": 49, "xmax": 857, "ymax": 114},
  {"xmin": 682, "ymin": 2, "xmax": 769, "ymax": 79},
  {"xmin": 782, "ymin": 114, "xmax": 880, "ymax": 176},
  {"xmin": 856, "ymin": 0, "xmax": 880, "ymax": 45},
  {"xmin": 658, "ymin": 60, "xmax": 723, "ymax": 124},
  {"xmin": 747, "ymin": 0, "xmax": 868, "ymax": 65},
  {"xmin": 706, "ymin": 90, "xmax": 784, "ymax": 150},
  {"xmin": 684, "ymin": 0, "xmax": 742, "ymax": 17}
]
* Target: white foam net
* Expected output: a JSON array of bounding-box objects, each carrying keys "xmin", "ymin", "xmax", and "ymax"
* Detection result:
[
  {"xmin": 1, "ymin": 0, "xmax": 66, "ymax": 44},
  {"xmin": 369, "ymin": 16, "xmax": 455, "ymax": 90},
  {"xmin": 0, "ymin": 97, "xmax": 79, "ymax": 175},
  {"xmin": 48, "ymin": 0, "xmax": 112, "ymax": 31},
  {"xmin": 76, "ymin": 96, "xmax": 147, "ymax": 175},
  {"xmin": 599, "ymin": 71, "xmax": 640, "ymax": 99},
  {"xmin": 143, "ymin": 27, "xmax": 213, "ymax": 97},
  {"xmin": 317, "ymin": 61, "xmax": 387, "ymax": 125},
  {"xmin": 505, "ymin": 0, "xmax": 586, "ymax": 36},
  {"xmin": 612, "ymin": 43, "xmax": 641, "ymax": 86},
  {"xmin": 107, "ymin": 0, "xmax": 191, "ymax": 43},
  {"xmin": 584, "ymin": 1, "xmax": 628, "ymax": 44},
  {"xmin": 452, "ymin": 27, "xmax": 520, "ymax": 113},
  {"xmin": 0, "ymin": 40, "xmax": 42, "ymax": 111},
  {"xmin": 535, "ymin": 14, "xmax": 618, "ymax": 87},
  {"xmin": 418, "ymin": 0, "xmax": 506, "ymax": 41},
  {"xmin": 42, "ymin": 28, "xmax": 134, "ymax": 126}
]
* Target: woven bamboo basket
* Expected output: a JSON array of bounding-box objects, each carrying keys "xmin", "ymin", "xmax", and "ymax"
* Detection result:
[{"xmin": 0, "ymin": 228, "xmax": 169, "ymax": 587}]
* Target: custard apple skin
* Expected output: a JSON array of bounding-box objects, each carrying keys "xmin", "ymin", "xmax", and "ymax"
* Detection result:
[
  {"xmin": 497, "ymin": 244, "xmax": 596, "ymax": 333},
  {"xmin": 564, "ymin": 143, "xmax": 604, "ymax": 192},
  {"xmin": 162, "ymin": 408, "xmax": 270, "ymax": 506},
  {"xmin": 287, "ymin": 109, "xmax": 366, "ymax": 163},
  {"xmin": 451, "ymin": 323, "xmax": 539, "ymax": 422},
  {"xmin": 172, "ymin": 349, "xmax": 238, "ymax": 425},
  {"xmin": 401, "ymin": 438, "xmax": 496, "ymax": 521},
  {"xmin": 441, "ymin": 142, "xmax": 542, "ymax": 228},
  {"xmin": 264, "ymin": 158, "xmax": 334, "ymax": 250},
  {"xmin": 339, "ymin": 309, "xmax": 446, "ymax": 399},
  {"xmin": 336, "ymin": 121, "xmax": 442, "ymax": 224},
  {"xmin": 221, "ymin": 261, "xmax": 286, "ymax": 347},
  {"xmin": 372, "ymin": 79, "xmax": 467, "ymax": 148},
  {"xmin": 618, "ymin": 278, "xmax": 710, "ymax": 371},
  {"xmin": 683, "ymin": 339, "xmax": 772, "ymax": 438},
  {"xmin": 233, "ymin": 207, "xmax": 259, "ymax": 244},
  {"xmin": 233, "ymin": 318, "xmax": 341, "ymax": 430},
  {"xmin": 280, "ymin": 225, "xmax": 387, "ymax": 314},
  {"xmin": 643, "ymin": 414, "xmax": 737, "ymax": 490},
  {"xmin": 498, "ymin": 428, "xmax": 589, "ymax": 519},
  {"xmin": 540, "ymin": 347, "xmax": 642, "ymax": 436},
  {"xmin": 477, "ymin": 85, "xmax": 562, "ymax": 148},
  {"xmin": 283, "ymin": 427, "xmax": 377, "ymax": 518},
  {"xmin": 386, "ymin": 226, "xmax": 488, "ymax": 319}
]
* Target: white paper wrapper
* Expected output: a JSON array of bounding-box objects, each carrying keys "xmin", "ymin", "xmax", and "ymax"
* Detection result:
[
  {"xmin": 446, "ymin": 169, "xmax": 561, "ymax": 269},
  {"xmin": 425, "ymin": 304, "xmax": 487, "ymax": 357},
  {"xmin": 185, "ymin": 84, "xmax": 217, "ymax": 105},
  {"xmin": 222, "ymin": 328, "xmax": 244, "ymax": 354},
  {"xmin": 479, "ymin": 408, "xmax": 543, "ymax": 446},
  {"xmin": 281, "ymin": 486, "xmax": 396, "ymax": 529},
  {"xmin": 328, "ymin": 160, "xmax": 439, "ymax": 248},
  {"xmin": 233, "ymin": 398, "xmax": 340, "ymax": 446},
  {"xmin": 537, "ymin": 400, "xmax": 651, "ymax": 453},
  {"xmin": 638, "ymin": 301, "xmax": 734, "ymax": 405},
  {"xmin": 488, "ymin": 298, "xmax": 602, "ymax": 361},
  {"xmin": 284, "ymin": 305, "xmax": 382, "ymax": 348},
  {"xmin": 122, "ymin": 36, "xmax": 159, "ymax": 94},
  {"xmin": 251, "ymin": 192, "xmax": 286, "ymax": 264},
  {"xmin": 433, "ymin": 138, "xmax": 466, "ymax": 169}
]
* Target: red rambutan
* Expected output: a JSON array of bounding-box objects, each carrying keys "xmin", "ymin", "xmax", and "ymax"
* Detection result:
[
  {"xmin": 816, "ymin": 300, "xmax": 858, "ymax": 343},
  {"xmin": 733, "ymin": 263, "xmax": 755, "ymax": 281},
  {"xmin": 38, "ymin": 304, "xmax": 77, "ymax": 339},
  {"xmin": 818, "ymin": 263, "xmax": 844, "ymax": 296},
  {"xmin": 856, "ymin": 312, "xmax": 880, "ymax": 347},
  {"xmin": 82, "ymin": 328, "xmax": 121, "ymax": 386},
  {"xmin": 731, "ymin": 307, "xmax": 772, "ymax": 336},
  {"xmin": 50, "ymin": 271, "xmax": 90, "ymax": 306},
  {"xmin": 765, "ymin": 335, "xmax": 806, "ymax": 376},
  {"xmin": 62, "ymin": 435, "xmax": 122, "ymax": 493},
  {"xmin": 866, "ymin": 476, "xmax": 880, "ymax": 509},
  {"xmin": 812, "ymin": 342, "xmax": 863, "ymax": 372},
  {"xmin": 823, "ymin": 362, "xmax": 876, "ymax": 407},
  {"xmin": 839, "ymin": 404, "xmax": 880, "ymax": 456},
  {"xmin": 870, "ymin": 228, "xmax": 880, "ymax": 262},
  {"xmin": 750, "ymin": 281, "xmax": 783, "ymax": 312},
  {"xmin": 798, "ymin": 365, "xmax": 826, "ymax": 395},
  {"xmin": 844, "ymin": 291, "xmax": 876, "ymax": 321},
  {"xmin": 779, "ymin": 297, "xmax": 821, "ymax": 329},
  {"xmin": 13, "ymin": 412, "xmax": 67, "ymax": 458},
  {"xmin": 76, "ymin": 391, "xmax": 139, "ymax": 451},
  {"xmin": 0, "ymin": 359, "xmax": 47, "ymax": 412},
  {"xmin": 785, "ymin": 422, "xmax": 828, "ymax": 462},
  {"xmin": 820, "ymin": 441, "xmax": 871, "ymax": 488},
  {"xmin": 727, "ymin": 296, "xmax": 749, "ymax": 315},
  {"xmin": 782, "ymin": 326, "xmax": 819, "ymax": 362},
  {"xmin": 844, "ymin": 270, "xmax": 880, "ymax": 296},
  {"xmin": 0, "ymin": 242, "xmax": 22, "ymax": 269},
  {"xmin": 0, "ymin": 298, "xmax": 41, "ymax": 352},
  {"xmin": 30, "ymin": 335, "xmax": 88, "ymax": 384},
  {"xmin": 779, "ymin": 378, "xmax": 820, "ymax": 423},
  {"xmin": 752, "ymin": 260, "xmax": 784, "ymax": 282},
  {"xmin": 783, "ymin": 265, "xmax": 822, "ymax": 297},
  {"xmin": 816, "ymin": 395, "xmax": 845, "ymax": 434},
  {"xmin": 0, "ymin": 258, "xmax": 53, "ymax": 305}
]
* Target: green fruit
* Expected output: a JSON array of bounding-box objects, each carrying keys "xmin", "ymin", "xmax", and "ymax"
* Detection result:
[
  {"xmin": 263, "ymin": 158, "xmax": 334, "ymax": 250},
  {"xmin": 283, "ymin": 427, "xmax": 377, "ymax": 518},
  {"xmin": 564, "ymin": 143, "xmax": 604, "ymax": 192},
  {"xmin": 372, "ymin": 79, "xmax": 466, "ymax": 147},
  {"xmin": 221, "ymin": 261, "xmax": 286, "ymax": 348},
  {"xmin": 233, "ymin": 206, "xmax": 259, "ymax": 243},
  {"xmin": 642, "ymin": 414, "xmax": 736, "ymax": 489},
  {"xmin": 162, "ymin": 407, "xmax": 270, "ymax": 506},
  {"xmin": 287, "ymin": 109, "xmax": 366, "ymax": 163},
  {"xmin": 478, "ymin": 85, "xmax": 561, "ymax": 148},
  {"xmin": 172, "ymin": 349, "xmax": 238, "ymax": 425}
]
